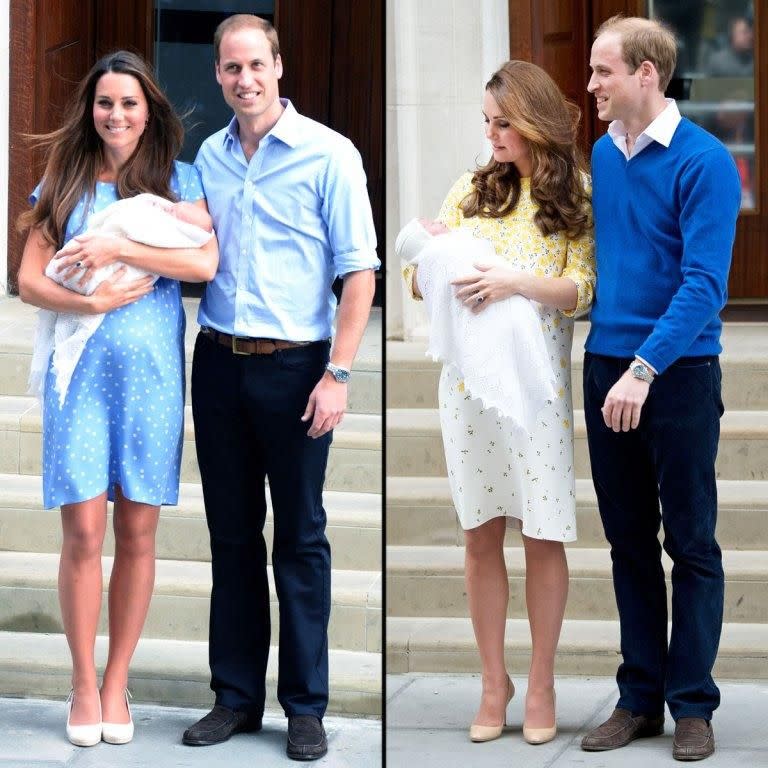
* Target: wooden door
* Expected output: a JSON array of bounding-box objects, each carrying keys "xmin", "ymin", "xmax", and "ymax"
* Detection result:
[
  {"xmin": 510, "ymin": 0, "xmax": 767, "ymax": 301},
  {"xmin": 8, "ymin": 0, "xmax": 96, "ymax": 293}
]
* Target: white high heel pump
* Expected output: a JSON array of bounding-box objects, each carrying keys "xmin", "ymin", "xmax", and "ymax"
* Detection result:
[
  {"xmin": 66, "ymin": 689, "xmax": 102, "ymax": 747},
  {"xmin": 101, "ymin": 689, "xmax": 134, "ymax": 745}
]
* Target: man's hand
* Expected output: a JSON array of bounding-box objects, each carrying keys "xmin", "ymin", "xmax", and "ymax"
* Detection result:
[
  {"xmin": 601, "ymin": 369, "xmax": 651, "ymax": 432},
  {"xmin": 301, "ymin": 373, "xmax": 347, "ymax": 438}
]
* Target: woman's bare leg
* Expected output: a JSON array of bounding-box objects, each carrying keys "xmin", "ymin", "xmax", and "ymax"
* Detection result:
[
  {"xmin": 464, "ymin": 517, "xmax": 512, "ymax": 725},
  {"xmin": 100, "ymin": 486, "xmax": 159, "ymax": 723},
  {"xmin": 59, "ymin": 493, "xmax": 108, "ymax": 724},
  {"xmin": 522, "ymin": 534, "xmax": 568, "ymax": 727}
]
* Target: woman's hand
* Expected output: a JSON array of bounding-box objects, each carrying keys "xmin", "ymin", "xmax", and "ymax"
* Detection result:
[
  {"xmin": 88, "ymin": 268, "xmax": 155, "ymax": 314},
  {"xmin": 54, "ymin": 234, "xmax": 126, "ymax": 286},
  {"xmin": 451, "ymin": 263, "xmax": 522, "ymax": 313}
]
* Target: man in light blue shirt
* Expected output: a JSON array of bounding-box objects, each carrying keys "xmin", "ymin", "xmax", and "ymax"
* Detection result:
[{"xmin": 182, "ymin": 14, "xmax": 378, "ymax": 761}]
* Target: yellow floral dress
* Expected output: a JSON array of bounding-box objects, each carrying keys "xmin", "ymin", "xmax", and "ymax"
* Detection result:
[{"xmin": 406, "ymin": 172, "xmax": 595, "ymax": 539}]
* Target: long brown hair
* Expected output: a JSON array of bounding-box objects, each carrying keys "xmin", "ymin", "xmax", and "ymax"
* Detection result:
[
  {"xmin": 18, "ymin": 50, "xmax": 185, "ymax": 246},
  {"xmin": 462, "ymin": 60, "xmax": 590, "ymax": 239}
]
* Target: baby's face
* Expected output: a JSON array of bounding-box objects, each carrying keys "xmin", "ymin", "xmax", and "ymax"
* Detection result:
[{"xmin": 418, "ymin": 218, "xmax": 449, "ymax": 236}]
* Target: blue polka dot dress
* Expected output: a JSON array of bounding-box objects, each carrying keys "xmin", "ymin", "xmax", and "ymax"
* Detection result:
[{"xmin": 31, "ymin": 161, "xmax": 205, "ymax": 509}]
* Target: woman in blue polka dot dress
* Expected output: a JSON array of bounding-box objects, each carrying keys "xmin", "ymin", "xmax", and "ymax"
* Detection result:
[{"xmin": 17, "ymin": 51, "xmax": 218, "ymax": 746}]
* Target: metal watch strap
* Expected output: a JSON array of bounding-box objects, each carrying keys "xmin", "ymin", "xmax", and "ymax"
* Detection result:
[{"xmin": 325, "ymin": 362, "xmax": 351, "ymax": 383}]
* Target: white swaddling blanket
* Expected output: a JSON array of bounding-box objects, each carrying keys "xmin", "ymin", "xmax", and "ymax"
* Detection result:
[
  {"xmin": 397, "ymin": 220, "xmax": 556, "ymax": 432},
  {"xmin": 29, "ymin": 193, "xmax": 213, "ymax": 406}
]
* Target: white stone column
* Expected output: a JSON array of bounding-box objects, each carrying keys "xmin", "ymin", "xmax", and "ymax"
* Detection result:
[
  {"xmin": 386, "ymin": 0, "xmax": 509, "ymax": 340},
  {"xmin": 0, "ymin": 0, "xmax": 10, "ymax": 296}
]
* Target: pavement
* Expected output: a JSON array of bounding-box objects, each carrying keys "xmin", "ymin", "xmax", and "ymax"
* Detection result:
[
  {"xmin": 386, "ymin": 674, "xmax": 768, "ymax": 767},
  {"xmin": 0, "ymin": 698, "xmax": 381, "ymax": 767}
]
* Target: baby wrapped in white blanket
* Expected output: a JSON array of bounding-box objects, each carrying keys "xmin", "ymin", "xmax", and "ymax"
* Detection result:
[
  {"xmin": 396, "ymin": 217, "xmax": 556, "ymax": 433},
  {"xmin": 30, "ymin": 193, "xmax": 213, "ymax": 406}
]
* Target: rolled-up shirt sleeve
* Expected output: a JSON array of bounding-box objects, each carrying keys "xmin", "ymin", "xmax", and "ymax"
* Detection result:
[{"xmin": 323, "ymin": 139, "xmax": 380, "ymax": 278}]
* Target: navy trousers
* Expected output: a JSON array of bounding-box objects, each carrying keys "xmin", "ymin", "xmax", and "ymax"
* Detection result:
[
  {"xmin": 583, "ymin": 352, "xmax": 724, "ymax": 721},
  {"xmin": 191, "ymin": 332, "xmax": 332, "ymax": 719}
]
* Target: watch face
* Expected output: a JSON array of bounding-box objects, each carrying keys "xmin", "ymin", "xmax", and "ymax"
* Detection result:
[{"xmin": 631, "ymin": 362, "xmax": 652, "ymax": 381}]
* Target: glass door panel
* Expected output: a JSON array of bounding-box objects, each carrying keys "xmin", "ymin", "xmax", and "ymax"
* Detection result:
[
  {"xmin": 649, "ymin": 1, "xmax": 756, "ymax": 209},
  {"xmin": 154, "ymin": 0, "xmax": 276, "ymax": 162}
]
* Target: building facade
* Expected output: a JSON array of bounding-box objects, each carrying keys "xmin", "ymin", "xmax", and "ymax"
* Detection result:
[{"xmin": 388, "ymin": 0, "xmax": 763, "ymax": 340}]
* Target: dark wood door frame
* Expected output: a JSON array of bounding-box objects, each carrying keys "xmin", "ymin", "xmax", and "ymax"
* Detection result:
[{"xmin": 8, "ymin": 0, "xmax": 98, "ymax": 294}]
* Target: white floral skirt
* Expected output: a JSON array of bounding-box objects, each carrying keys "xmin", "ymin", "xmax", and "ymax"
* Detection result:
[{"xmin": 438, "ymin": 362, "xmax": 577, "ymax": 541}]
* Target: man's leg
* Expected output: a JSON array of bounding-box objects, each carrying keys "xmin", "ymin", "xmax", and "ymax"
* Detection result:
[
  {"xmin": 648, "ymin": 358, "xmax": 724, "ymax": 722},
  {"xmin": 583, "ymin": 353, "xmax": 668, "ymax": 716},
  {"xmin": 244, "ymin": 342, "xmax": 333, "ymax": 720},
  {"xmin": 191, "ymin": 332, "xmax": 270, "ymax": 718}
]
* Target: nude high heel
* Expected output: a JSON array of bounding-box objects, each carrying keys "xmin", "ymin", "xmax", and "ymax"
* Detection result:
[
  {"xmin": 101, "ymin": 689, "xmax": 134, "ymax": 745},
  {"xmin": 66, "ymin": 689, "xmax": 102, "ymax": 747},
  {"xmin": 523, "ymin": 689, "xmax": 557, "ymax": 745},
  {"xmin": 469, "ymin": 676, "xmax": 515, "ymax": 742}
]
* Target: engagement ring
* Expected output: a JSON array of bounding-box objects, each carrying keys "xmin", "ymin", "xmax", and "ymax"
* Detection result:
[
  {"xmin": 476, "ymin": 295, "xmax": 484, "ymax": 304},
  {"xmin": 75, "ymin": 261, "xmax": 83, "ymax": 268}
]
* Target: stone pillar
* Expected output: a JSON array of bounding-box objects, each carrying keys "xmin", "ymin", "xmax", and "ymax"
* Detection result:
[{"xmin": 386, "ymin": 0, "xmax": 509, "ymax": 340}]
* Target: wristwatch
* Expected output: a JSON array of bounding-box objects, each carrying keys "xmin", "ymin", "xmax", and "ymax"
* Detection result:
[
  {"xmin": 325, "ymin": 362, "xmax": 351, "ymax": 383},
  {"xmin": 629, "ymin": 359, "xmax": 655, "ymax": 384}
]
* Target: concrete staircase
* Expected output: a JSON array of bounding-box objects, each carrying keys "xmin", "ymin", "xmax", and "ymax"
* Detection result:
[
  {"xmin": 386, "ymin": 322, "xmax": 768, "ymax": 680},
  {"xmin": 0, "ymin": 297, "xmax": 382, "ymax": 716}
]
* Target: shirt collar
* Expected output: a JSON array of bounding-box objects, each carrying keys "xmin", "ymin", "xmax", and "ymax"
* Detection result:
[
  {"xmin": 607, "ymin": 98, "xmax": 681, "ymax": 148},
  {"xmin": 223, "ymin": 98, "xmax": 300, "ymax": 149}
]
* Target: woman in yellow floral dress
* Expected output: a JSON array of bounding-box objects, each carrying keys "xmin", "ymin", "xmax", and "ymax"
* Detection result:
[{"xmin": 404, "ymin": 61, "xmax": 595, "ymax": 745}]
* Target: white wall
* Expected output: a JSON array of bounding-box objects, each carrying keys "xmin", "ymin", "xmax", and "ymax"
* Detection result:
[
  {"xmin": 386, "ymin": 0, "xmax": 509, "ymax": 340},
  {"xmin": 0, "ymin": 0, "xmax": 10, "ymax": 296}
]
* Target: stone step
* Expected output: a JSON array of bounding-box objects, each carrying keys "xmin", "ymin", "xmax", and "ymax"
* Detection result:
[
  {"xmin": 386, "ymin": 545, "xmax": 768, "ymax": 623},
  {"xmin": 0, "ymin": 298, "xmax": 382, "ymax": 414},
  {"xmin": 386, "ymin": 616, "xmax": 768, "ymax": 680},
  {"xmin": 0, "ymin": 474, "xmax": 380, "ymax": 571},
  {"xmin": 0, "ymin": 630, "xmax": 380, "ymax": 716},
  {"xmin": 0, "ymin": 396, "xmax": 382, "ymax": 493},
  {"xmin": 386, "ymin": 407, "xmax": 768, "ymax": 481},
  {"xmin": 386, "ymin": 475, "xmax": 768, "ymax": 550},
  {"xmin": 0, "ymin": 551, "xmax": 381, "ymax": 653},
  {"xmin": 387, "ymin": 322, "xmax": 768, "ymax": 411}
]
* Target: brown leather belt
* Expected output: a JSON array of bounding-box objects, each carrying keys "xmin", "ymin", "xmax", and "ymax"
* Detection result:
[{"xmin": 201, "ymin": 326, "xmax": 316, "ymax": 355}]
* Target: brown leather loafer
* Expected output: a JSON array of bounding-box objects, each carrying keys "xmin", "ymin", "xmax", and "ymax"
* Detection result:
[
  {"xmin": 673, "ymin": 718, "xmax": 714, "ymax": 761},
  {"xmin": 581, "ymin": 707, "xmax": 665, "ymax": 751}
]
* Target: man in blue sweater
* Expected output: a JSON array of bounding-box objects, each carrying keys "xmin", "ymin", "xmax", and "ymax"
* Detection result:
[{"xmin": 579, "ymin": 15, "xmax": 740, "ymax": 762}]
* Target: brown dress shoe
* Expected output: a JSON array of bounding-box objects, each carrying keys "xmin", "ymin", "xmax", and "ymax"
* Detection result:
[
  {"xmin": 673, "ymin": 718, "xmax": 714, "ymax": 761},
  {"xmin": 581, "ymin": 707, "xmax": 665, "ymax": 751}
]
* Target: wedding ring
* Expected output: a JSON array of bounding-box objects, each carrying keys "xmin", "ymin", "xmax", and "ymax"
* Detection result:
[
  {"xmin": 476, "ymin": 295, "xmax": 484, "ymax": 304},
  {"xmin": 75, "ymin": 261, "xmax": 83, "ymax": 268}
]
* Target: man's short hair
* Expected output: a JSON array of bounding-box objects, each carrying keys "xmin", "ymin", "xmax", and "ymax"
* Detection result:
[
  {"xmin": 595, "ymin": 15, "xmax": 677, "ymax": 91},
  {"xmin": 214, "ymin": 14, "xmax": 280, "ymax": 62}
]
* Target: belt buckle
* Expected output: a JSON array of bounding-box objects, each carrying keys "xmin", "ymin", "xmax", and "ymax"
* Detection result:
[{"xmin": 231, "ymin": 336, "xmax": 250, "ymax": 355}]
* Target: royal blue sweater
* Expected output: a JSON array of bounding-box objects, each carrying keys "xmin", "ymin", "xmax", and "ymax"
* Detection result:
[{"xmin": 585, "ymin": 118, "xmax": 740, "ymax": 374}]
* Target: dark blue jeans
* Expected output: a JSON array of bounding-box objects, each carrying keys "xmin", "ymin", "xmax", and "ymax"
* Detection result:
[
  {"xmin": 191, "ymin": 332, "xmax": 332, "ymax": 719},
  {"xmin": 583, "ymin": 352, "xmax": 724, "ymax": 721}
]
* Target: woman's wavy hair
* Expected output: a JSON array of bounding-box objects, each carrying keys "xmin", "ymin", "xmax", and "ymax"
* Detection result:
[
  {"xmin": 462, "ymin": 60, "xmax": 590, "ymax": 239},
  {"xmin": 18, "ymin": 50, "xmax": 184, "ymax": 246}
]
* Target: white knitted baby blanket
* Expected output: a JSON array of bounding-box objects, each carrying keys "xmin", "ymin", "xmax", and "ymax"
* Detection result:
[
  {"xmin": 397, "ymin": 220, "xmax": 556, "ymax": 432},
  {"xmin": 29, "ymin": 193, "xmax": 213, "ymax": 406}
]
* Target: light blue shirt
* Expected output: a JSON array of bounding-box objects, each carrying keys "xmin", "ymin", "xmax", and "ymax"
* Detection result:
[{"xmin": 194, "ymin": 99, "xmax": 379, "ymax": 340}]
